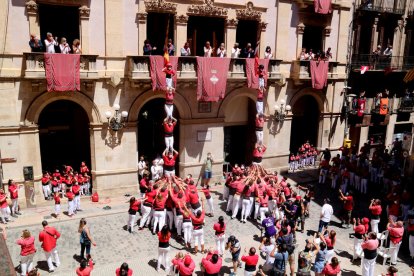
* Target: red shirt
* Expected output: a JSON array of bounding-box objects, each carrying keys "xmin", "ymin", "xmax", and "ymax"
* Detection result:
[
  {"xmin": 154, "ymin": 195, "xmax": 168, "ymax": 210},
  {"xmin": 259, "ymin": 195, "xmax": 269, "ymax": 207},
  {"xmin": 236, "ymin": 182, "xmax": 246, "ymax": 194},
  {"xmin": 255, "ymin": 117, "xmax": 264, "ymax": 130},
  {"xmin": 213, "ymin": 222, "xmax": 226, "ymax": 235},
  {"xmin": 202, "ymin": 256, "xmax": 222, "ymax": 274},
  {"xmin": 343, "ymin": 196, "xmax": 353, "ymax": 211},
  {"xmin": 8, "ymin": 184, "xmax": 18, "ymax": 199},
  {"xmin": 72, "ymin": 185, "xmax": 81, "ymax": 195},
  {"xmin": 190, "ymin": 211, "xmax": 205, "ymax": 226},
  {"xmin": 80, "ymin": 165, "xmax": 89, "ymax": 174},
  {"xmin": 354, "ymin": 224, "xmax": 365, "ymax": 235},
  {"xmin": 172, "ymin": 258, "xmax": 195, "ymax": 276},
  {"xmin": 163, "ymin": 122, "xmax": 176, "ymax": 137},
  {"xmin": 361, "ymin": 239, "xmax": 379, "ymax": 250},
  {"xmin": 388, "ymin": 225, "xmax": 404, "ymax": 244},
  {"xmin": 369, "ymin": 205, "xmax": 382, "ymax": 216},
  {"xmin": 253, "ymin": 147, "xmax": 266, "ymax": 158},
  {"xmin": 116, "ymin": 268, "xmax": 133, "ymax": 276},
  {"xmin": 241, "ymin": 254, "xmax": 259, "ymax": 266},
  {"xmin": 76, "ymin": 260, "xmax": 94, "ymax": 276},
  {"xmin": 257, "ymin": 89, "xmax": 264, "ymax": 100},
  {"xmin": 0, "ymin": 193, "xmax": 7, "ymax": 208},
  {"xmin": 42, "ymin": 176, "xmax": 50, "ymax": 185},
  {"xmin": 163, "ymin": 153, "xmax": 178, "ymax": 167},
  {"xmin": 39, "ymin": 226, "xmax": 61, "ymax": 252},
  {"xmin": 130, "ymin": 199, "xmax": 141, "ymax": 211},
  {"xmin": 165, "ymin": 91, "xmax": 174, "ymax": 105},
  {"xmin": 16, "ymin": 236, "xmax": 36, "ymax": 256},
  {"xmin": 188, "ymin": 191, "xmax": 199, "ymax": 205},
  {"xmin": 66, "ymin": 191, "xmax": 75, "ymax": 201},
  {"xmin": 145, "ymin": 189, "xmax": 156, "ymax": 205},
  {"xmin": 54, "ymin": 194, "xmax": 61, "ymax": 204},
  {"xmin": 322, "ymin": 263, "xmax": 341, "ymax": 275},
  {"xmin": 201, "ymin": 187, "xmax": 211, "ymax": 199},
  {"xmin": 158, "ymin": 232, "xmax": 171, "ymax": 243}
]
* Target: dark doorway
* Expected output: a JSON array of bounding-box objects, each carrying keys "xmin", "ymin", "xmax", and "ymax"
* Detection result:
[
  {"xmin": 236, "ymin": 20, "xmax": 259, "ymax": 50},
  {"xmin": 38, "ymin": 100, "xmax": 91, "ymax": 172},
  {"xmin": 38, "ymin": 4, "xmax": 80, "ymax": 52},
  {"xmin": 187, "ymin": 16, "xmax": 225, "ymax": 56},
  {"xmin": 290, "ymin": 95, "xmax": 320, "ymax": 153},
  {"xmin": 138, "ymin": 98, "xmax": 180, "ymax": 174},
  {"xmin": 224, "ymin": 98, "xmax": 256, "ymax": 166},
  {"xmin": 302, "ymin": 26, "xmax": 323, "ymax": 53},
  {"xmin": 146, "ymin": 13, "xmax": 175, "ymax": 56}
]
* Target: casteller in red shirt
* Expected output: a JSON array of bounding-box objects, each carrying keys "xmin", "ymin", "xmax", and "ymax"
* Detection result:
[
  {"xmin": 39, "ymin": 224, "xmax": 61, "ymax": 252},
  {"xmin": 241, "ymin": 252, "xmax": 259, "ymax": 272},
  {"xmin": 343, "ymin": 195, "xmax": 353, "ymax": 211},
  {"xmin": 76, "ymin": 259, "xmax": 94, "ymax": 276},
  {"xmin": 8, "ymin": 182, "xmax": 19, "ymax": 199}
]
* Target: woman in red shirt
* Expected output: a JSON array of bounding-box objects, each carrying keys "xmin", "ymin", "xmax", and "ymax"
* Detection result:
[
  {"xmin": 369, "ymin": 199, "xmax": 382, "ymax": 234},
  {"xmin": 116, "ymin": 262, "xmax": 133, "ymax": 276},
  {"xmin": 76, "ymin": 259, "xmax": 94, "ymax": 276},
  {"xmin": 16, "ymin": 229, "xmax": 36, "ymax": 275},
  {"xmin": 127, "ymin": 196, "xmax": 144, "ymax": 233},
  {"xmin": 241, "ymin": 247, "xmax": 259, "ymax": 275},
  {"xmin": 213, "ymin": 216, "xmax": 226, "ymax": 256},
  {"xmin": 322, "ymin": 256, "xmax": 341, "ymax": 275},
  {"xmin": 157, "ymin": 225, "xmax": 171, "ymax": 273}
]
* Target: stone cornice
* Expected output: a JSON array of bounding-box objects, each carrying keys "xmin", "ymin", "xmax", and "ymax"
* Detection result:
[
  {"xmin": 144, "ymin": 0, "xmax": 177, "ymax": 14},
  {"xmin": 187, "ymin": 0, "xmax": 228, "ymax": 18},
  {"xmin": 236, "ymin": 1, "xmax": 261, "ymax": 21},
  {"xmin": 25, "ymin": 0, "xmax": 38, "ymax": 16}
]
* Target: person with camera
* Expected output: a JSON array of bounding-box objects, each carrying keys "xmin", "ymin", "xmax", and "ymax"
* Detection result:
[
  {"xmin": 277, "ymin": 227, "xmax": 295, "ymax": 276},
  {"xmin": 361, "ymin": 231, "xmax": 379, "ymax": 276},
  {"xmin": 269, "ymin": 243, "xmax": 289, "ymax": 276},
  {"xmin": 297, "ymin": 238, "xmax": 319, "ymax": 276},
  {"xmin": 226, "ymin": 235, "xmax": 241, "ymax": 276},
  {"xmin": 201, "ymin": 249, "xmax": 222, "ymax": 276},
  {"xmin": 259, "ymin": 236, "xmax": 276, "ymax": 274},
  {"xmin": 338, "ymin": 189, "xmax": 353, "ymax": 228},
  {"xmin": 76, "ymin": 258, "xmax": 94, "ymax": 276},
  {"xmin": 368, "ymin": 199, "xmax": 382, "ymax": 234}
]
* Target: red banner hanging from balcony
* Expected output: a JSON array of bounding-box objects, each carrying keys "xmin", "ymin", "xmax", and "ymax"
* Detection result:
[
  {"xmin": 314, "ymin": 0, "xmax": 332, "ymax": 14},
  {"xmin": 245, "ymin": 58, "xmax": 269, "ymax": 89},
  {"xmin": 310, "ymin": 60, "xmax": 329, "ymax": 90},
  {"xmin": 44, "ymin": 53, "xmax": 80, "ymax": 92},
  {"xmin": 149, "ymin": 56, "xmax": 178, "ymax": 91},
  {"xmin": 196, "ymin": 57, "xmax": 231, "ymax": 102}
]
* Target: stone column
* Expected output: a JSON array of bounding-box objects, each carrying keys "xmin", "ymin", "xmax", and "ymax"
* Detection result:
[
  {"xmin": 259, "ymin": 22, "xmax": 268, "ymax": 57},
  {"xmin": 371, "ymin": 17, "xmax": 379, "ymax": 52},
  {"xmin": 323, "ymin": 26, "xmax": 332, "ymax": 51},
  {"xmin": 175, "ymin": 15, "xmax": 188, "ymax": 54},
  {"xmin": 393, "ymin": 20, "xmax": 405, "ymax": 67},
  {"xmin": 225, "ymin": 19, "xmax": 238, "ymax": 56},
  {"xmin": 296, "ymin": 23, "xmax": 305, "ymax": 59},
  {"xmin": 79, "ymin": 5, "xmax": 90, "ymax": 54},
  {"xmin": 137, "ymin": 12, "xmax": 147, "ymax": 55},
  {"xmin": 385, "ymin": 114, "xmax": 397, "ymax": 147},
  {"xmin": 25, "ymin": 0, "xmax": 40, "ymax": 36},
  {"xmin": 105, "ymin": 0, "xmax": 123, "ymax": 57}
]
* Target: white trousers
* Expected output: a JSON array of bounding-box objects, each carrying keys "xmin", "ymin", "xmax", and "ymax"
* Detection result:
[
  {"xmin": 128, "ymin": 214, "xmax": 136, "ymax": 231},
  {"xmin": 256, "ymin": 131, "xmax": 263, "ymax": 144},
  {"xmin": 67, "ymin": 201, "xmax": 74, "ymax": 216},
  {"xmin": 153, "ymin": 210, "xmax": 166, "ymax": 234},
  {"xmin": 20, "ymin": 253, "xmax": 35, "ymax": 276},
  {"xmin": 370, "ymin": 219, "xmax": 380, "ymax": 234},
  {"xmin": 157, "ymin": 247, "xmax": 170, "ymax": 271},
  {"xmin": 360, "ymin": 178, "xmax": 368, "ymax": 194},
  {"xmin": 215, "ymin": 234, "xmax": 226, "ymax": 255},
  {"xmin": 74, "ymin": 195, "xmax": 81, "ymax": 210},
  {"xmin": 254, "ymin": 201, "xmax": 260, "ymax": 219},
  {"xmin": 164, "ymin": 104, "xmax": 173, "ymax": 118},
  {"xmin": 44, "ymin": 247, "xmax": 60, "ymax": 271},
  {"xmin": 166, "ymin": 78, "xmax": 173, "ymax": 88},
  {"xmin": 174, "ymin": 215, "xmax": 183, "ymax": 236},
  {"xmin": 241, "ymin": 199, "xmax": 250, "ymax": 221},
  {"xmin": 409, "ymin": 235, "xmax": 414, "ymax": 257},
  {"xmin": 259, "ymin": 207, "xmax": 269, "ymax": 224},
  {"xmin": 165, "ymin": 136, "xmax": 174, "ymax": 151},
  {"xmin": 193, "ymin": 228, "xmax": 204, "ymax": 246},
  {"xmin": 353, "ymin": 238, "xmax": 363, "ymax": 259},
  {"xmin": 139, "ymin": 205, "xmax": 152, "ymax": 228},
  {"xmin": 226, "ymin": 194, "xmax": 234, "ymax": 212},
  {"xmin": 182, "ymin": 222, "xmax": 193, "ymax": 244},
  {"xmin": 223, "ymin": 186, "xmax": 229, "ymax": 200},
  {"xmin": 231, "ymin": 195, "xmax": 241, "ymax": 218},
  {"xmin": 54, "ymin": 204, "xmax": 61, "ymax": 215},
  {"xmin": 166, "ymin": 210, "xmax": 174, "ymax": 230},
  {"xmin": 325, "ymin": 249, "xmax": 335, "ymax": 263},
  {"xmin": 42, "ymin": 185, "xmax": 51, "ymax": 198},
  {"xmin": 11, "ymin": 199, "xmax": 18, "ymax": 214},
  {"xmin": 256, "ymin": 101, "xmax": 263, "ymax": 115},
  {"xmin": 390, "ymin": 241, "xmax": 401, "ymax": 264},
  {"xmin": 361, "ymin": 257, "xmax": 376, "ymax": 276},
  {"xmin": 206, "ymin": 198, "xmax": 214, "ymax": 215},
  {"xmin": 244, "ymin": 271, "xmax": 255, "ymax": 276}
]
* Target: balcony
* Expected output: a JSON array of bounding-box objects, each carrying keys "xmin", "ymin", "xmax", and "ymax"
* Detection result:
[
  {"xmin": 127, "ymin": 56, "xmax": 283, "ymax": 83},
  {"xmin": 290, "ymin": 60, "xmax": 339, "ymax": 81},
  {"xmin": 23, "ymin": 53, "xmax": 99, "ymax": 79},
  {"xmin": 355, "ymin": 0, "xmax": 406, "ymax": 14},
  {"xmin": 398, "ymin": 96, "xmax": 414, "ymax": 112},
  {"xmin": 350, "ymin": 54, "xmax": 414, "ymax": 71}
]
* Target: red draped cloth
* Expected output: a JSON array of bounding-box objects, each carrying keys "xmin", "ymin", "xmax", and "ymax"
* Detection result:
[
  {"xmin": 310, "ymin": 60, "xmax": 329, "ymax": 90},
  {"xmin": 314, "ymin": 0, "xmax": 332, "ymax": 14},
  {"xmin": 44, "ymin": 53, "xmax": 80, "ymax": 92},
  {"xmin": 149, "ymin": 56, "xmax": 178, "ymax": 91},
  {"xmin": 245, "ymin": 58, "xmax": 269, "ymax": 89},
  {"xmin": 196, "ymin": 57, "xmax": 230, "ymax": 102}
]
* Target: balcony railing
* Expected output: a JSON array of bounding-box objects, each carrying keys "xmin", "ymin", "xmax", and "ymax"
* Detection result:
[
  {"xmin": 398, "ymin": 96, "xmax": 414, "ymax": 112},
  {"xmin": 351, "ymin": 54, "xmax": 414, "ymax": 71},
  {"xmin": 23, "ymin": 53, "xmax": 99, "ymax": 79},
  {"xmin": 355, "ymin": 0, "xmax": 406, "ymax": 14},
  {"xmin": 291, "ymin": 60, "xmax": 339, "ymax": 80},
  {"xmin": 127, "ymin": 56, "xmax": 283, "ymax": 81}
]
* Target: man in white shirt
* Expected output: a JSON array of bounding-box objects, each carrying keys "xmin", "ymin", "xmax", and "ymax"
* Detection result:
[
  {"xmin": 259, "ymin": 237, "xmax": 276, "ymax": 273},
  {"xmin": 44, "ymin": 32, "xmax": 58, "ymax": 53},
  {"xmin": 318, "ymin": 198, "xmax": 333, "ymax": 232},
  {"xmin": 231, "ymin": 43, "xmax": 240, "ymax": 58},
  {"xmin": 138, "ymin": 155, "xmax": 147, "ymax": 181}
]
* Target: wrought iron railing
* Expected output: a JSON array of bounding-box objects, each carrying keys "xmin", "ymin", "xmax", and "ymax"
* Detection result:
[
  {"xmin": 356, "ymin": 0, "xmax": 406, "ymax": 14},
  {"xmin": 351, "ymin": 54, "xmax": 414, "ymax": 71}
]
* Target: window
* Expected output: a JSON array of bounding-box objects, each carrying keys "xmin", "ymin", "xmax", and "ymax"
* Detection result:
[
  {"xmin": 187, "ymin": 16, "xmax": 225, "ymax": 56},
  {"xmin": 236, "ymin": 20, "xmax": 259, "ymax": 51},
  {"xmin": 302, "ymin": 26, "xmax": 323, "ymax": 54},
  {"xmin": 39, "ymin": 4, "xmax": 80, "ymax": 52},
  {"xmin": 146, "ymin": 13, "xmax": 175, "ymax": 56}
]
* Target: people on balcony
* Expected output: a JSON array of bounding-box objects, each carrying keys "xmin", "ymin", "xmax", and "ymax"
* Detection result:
[
  {"xmin": 73, "ymin": 39, "xmax": 82, "ymax": 54},
  {"xmin": 231, "ymin": 43, "xmax": 241, "ymax": 58},
  {"xmin": 165, "ymin": 39, "xmax": 175, "ymax": 56},
  {"xmin": 383, "ymin": 45, "xmax": 393, "ymax": 58},
  {"xmin": 29, "ymin": 34, "xmax": 43, "ymax": 52},
  {"xmin": 240, "ymin": 43, "xmax": 255, "ymax": 58},
  {"xmin": 325, "ymin": 47, "xmax": 333, "ymax": 60},
  {"xmin": 264, "ymin": 46, "xmax": 273, "ymax": 59},
  {"xmin": 143, "ymin": 39, "xmax": 156, "ymax": 56},
  {"xmin": 299, "ymin": 48, "xmax": 309, "ymax": 60},
  {"xmin": 59, "ymin": 38, "xmax": 71, "ymax": 54},
  {"xmin": 217, "ymin": 43, "xmax": 227, "ymax": 58},
  {"xmin": 44, "ymin": 32, "xmax": 58, "ymax": 54},
  {"xmin": 204, "ymin": 41, "xmax": 213, "ymax": 57},
  {"xmin": 180, "ymin": 42, "xmax": 191, "ymax": 56}
]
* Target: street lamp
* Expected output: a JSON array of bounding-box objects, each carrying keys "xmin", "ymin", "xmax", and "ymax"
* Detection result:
[
  {"xmin": 274, "ymin": 99, "xmax": 291, "ymax": 122},
  {"xmin": 105, "ymin": 104, "xmax": 128, "ymax": 131}
]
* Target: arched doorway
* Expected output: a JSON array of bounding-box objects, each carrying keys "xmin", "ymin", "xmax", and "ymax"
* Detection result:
[
  {"xmin": 223, "ymin": 97, "xmax": 256, "ymax": 166},
  {"xmin": 38, "ymin": 100, "xmax": 91, "ymax": 172},
  {"xmin": 290, "ymin": 95, "xmax": 320, "ymax": 153},
  {"xmin": 138, "ymin": 98, "xmax": 180, "ymax": 173}
]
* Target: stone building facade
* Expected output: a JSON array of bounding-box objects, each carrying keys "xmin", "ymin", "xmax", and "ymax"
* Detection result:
[{"xmin": 0, "ymin": 0, "xmax": 354, "ymax": 206}]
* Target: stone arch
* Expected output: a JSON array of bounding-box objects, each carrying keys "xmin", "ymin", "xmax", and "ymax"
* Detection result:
[
  {"xmin": 288, "ymin": 88, "xmax": 328, "ymax": 113},
  {"xmin": 217, "ymin": 88, "xmax": 257, "ymax": 118},
  {"xmin": 128, "ymin": 90, "xmax": 192, "ymax": 121},
  {"xmin": 25, "ymin": 91, "xmax": 102, "ymax": 124}
]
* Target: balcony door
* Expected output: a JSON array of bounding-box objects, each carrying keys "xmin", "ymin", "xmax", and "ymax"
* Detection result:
[
  {"xmin": 302, "ymin": 26, "xmax": 323, "ymax": 54},
  {"xmin": 147, "ymin": 13, "xmax": 175, "ymax": 56},
  {"xmin": 38, "ymin": 4, "xmax": 80, "ymax": 53},
  {"xmin": 187, "ymin": 16, "xmax": 225, "ymax": 56},
  {"xmin": 236, "ymin": 20, "xmax": 259, "ymax": 50}
]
